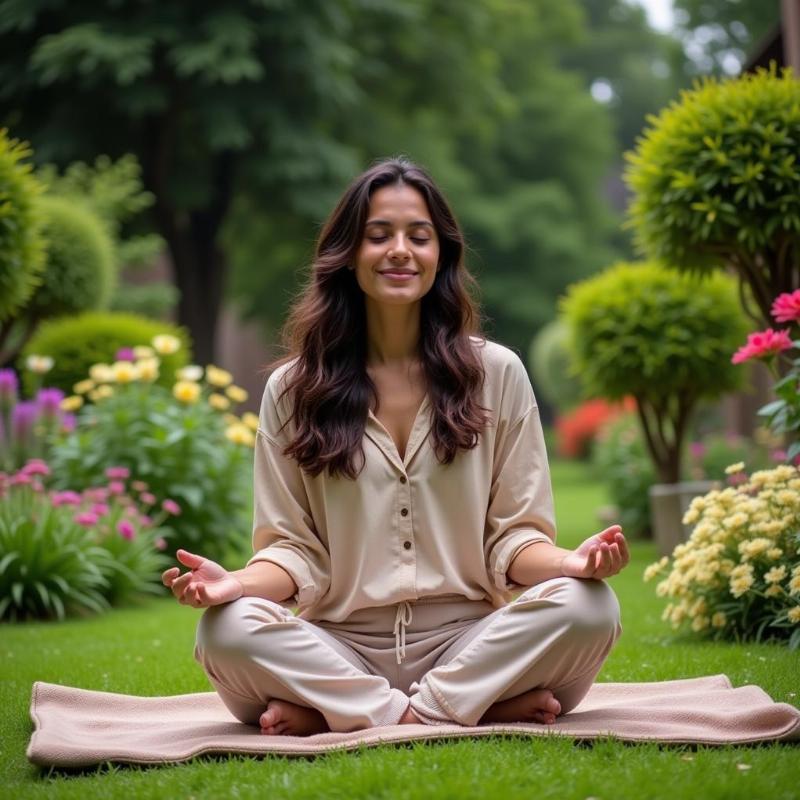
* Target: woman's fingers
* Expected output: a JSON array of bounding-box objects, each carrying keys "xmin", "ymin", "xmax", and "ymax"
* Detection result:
[
  {"xmin": 615, "ymin": 532, "xmax": 630, "ymax": 566},
  {"xmin": 170, "ymin": 571, "xmax": 194, "ymax": 599},
  {"xmin": 162, "ymin": 566, "xmax": 180, "ymax": 587}
]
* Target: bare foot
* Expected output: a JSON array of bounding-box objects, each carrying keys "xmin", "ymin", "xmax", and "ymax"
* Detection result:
[
  {"xmin": 480, "ymin": 688, "xmax": 561, "ymax": 725},
  {"xmin": 259, "ymin": 699, "xmax": 329, "ymax": 736},
  {"xmin": 399, "ymin": 706, "xmax": 423, "ymax": 725}
]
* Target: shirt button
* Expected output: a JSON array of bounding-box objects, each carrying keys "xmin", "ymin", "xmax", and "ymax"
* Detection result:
[
  {"xmin": 403, "ymin": 541, "xmax": 412, "ymax": 550},
  {"xmin": 399, "ymin": 475, "xmax": 407, "ymax": 484},
  {"xmin": 400, "ymin": 507, "xmax": 409, "ymax": 516}
]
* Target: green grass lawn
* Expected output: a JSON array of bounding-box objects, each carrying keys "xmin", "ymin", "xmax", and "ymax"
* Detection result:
[{"xmin": 2, "ymin": 460, "xmax": 798, "ymax": 799}]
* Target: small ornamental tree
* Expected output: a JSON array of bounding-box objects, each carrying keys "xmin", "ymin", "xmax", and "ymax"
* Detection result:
[
  {"xmin": 625, "ymin": 66, "xmax": 800, "ymax": 333},
  {"xmin": 0, "ymin": 129, "xmax": 45, "ymax": 327},
  {"xmin": 561, "ymin": 262, "xmax": 748, "ymax": 485}
]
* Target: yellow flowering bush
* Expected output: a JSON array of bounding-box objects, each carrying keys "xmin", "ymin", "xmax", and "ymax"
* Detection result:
[{"xmin": 644, "ymin": 464, "xmax": 800, "ymax": 647}]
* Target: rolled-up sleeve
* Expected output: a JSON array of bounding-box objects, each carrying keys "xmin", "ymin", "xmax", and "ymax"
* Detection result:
[{"xmin": 485, "ymin": 404, "xmax": 557, "ymax": 593}]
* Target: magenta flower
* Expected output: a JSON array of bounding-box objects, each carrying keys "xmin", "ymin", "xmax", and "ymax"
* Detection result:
[
  {"xmin": 0, "ymin": 368, "xmax": 18, "ymax": 407},
  {"xmin": 105, "ymin": 466, "xmax": 130, "ymax": 480},
  {"xmin": 139, "ymin": 514, "xmax": 153, "ymax": 527},
  {"xmin": 115, "ymin": 347, "xmax": 136, "ymax": 362},
  {"xmin": 11, "ymin": 401, "xmax": 37, "ymax": 443},
  {"xmin": 162, "ymin": 499, "xmax": 182, "ymax": 516},
  {"xmin": 21, "ymin": 459, "xmax": 50, "ymax": 477},
  {"xmin": 108, "ymin": 481, "xmax": 126, "ymax": 495},
  {"xmin": 140, "ymin": 492, "xmax": 156, "ymax": 505},
  {"xmin": 51, "ymin": 490, "xmax": 82, "ymax": 507},
  {"xmin": 10, "ymin": 472, "xmax": 33, "ymax": 486},
  {"xmin": 35, "ymin": 388, "xmax": 65, "ymax": 418},
  {"xmin": 772, "ymin": 290, "xmax": 800, "ymax": 324},
  {"xmin": 689, "ymin": 442, "xmax": 705, "ymax": 459},
  {"xmin": 91, "ymin": 503, "xmax": 110, "ymax": 516},
  {"xmin": 117, "ymin": 520, "xmax": 136, "ymax": 540},
  {"xmin": 61, "ymin": 413, "xmax": 77, "ymax": 433},
  {"xmin": 731, "ymin": 328, "xmax": 793, "ymax": 364},
  {"xmin": 74, "ymin": 511, "xmax": 99, "ymax": 527}
]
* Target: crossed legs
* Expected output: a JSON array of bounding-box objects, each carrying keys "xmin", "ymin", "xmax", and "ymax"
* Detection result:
[{"xmin": 195, "ymin": 577, "xmax": 621, "ymax": 734}]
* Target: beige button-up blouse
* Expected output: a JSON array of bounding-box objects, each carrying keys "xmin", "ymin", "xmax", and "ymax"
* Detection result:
[{"xmin": 248, "ymin": 337, "xmax": 556, "ymax": 624}]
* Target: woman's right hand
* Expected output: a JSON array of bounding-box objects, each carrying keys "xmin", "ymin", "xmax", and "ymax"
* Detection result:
[{"xmin": 161, "ymin": 549, "xmax": 244, "ymax": 608}]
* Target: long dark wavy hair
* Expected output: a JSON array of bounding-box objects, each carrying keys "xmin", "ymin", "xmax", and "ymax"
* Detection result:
[{"xmin": 269, "ymin": 156, "xmax": 491, "ymax": 479}]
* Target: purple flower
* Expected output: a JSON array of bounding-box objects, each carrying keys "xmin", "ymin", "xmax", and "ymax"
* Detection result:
[
  {"xmin": 115, "ymin": 347, "xmax": 136, "ymax": 362},
  {"xmin": 0, "ymin": 368, "xmax": 18, "ymax": 407},
  {"xmin": 61, "ymin": 413, "xmax": 76, "ymax": 433},
  {"xmin": 35, "ymin": 388, "xmax": 65, "ymax": 418},
  {"xmin": 162, "ymin": 499, "xmax": 181, "ymax": 516},
  {"xmin": 51, "ymin": 490, "xmax": 82, "ymax": 507},
  {"xmin": 74, "ymin": 511, "xmax": 99, "ymax": 527},
  {"xmin": 105, "ymin": 466, "xmax": 130, "ymax": 480},
  {"xmin": 11, "ymin": 401, "xmax": 38, "ymax": 443},
  {"xmin": 117, "ymin": 520, "xmax": 136, "ymax": 540}
]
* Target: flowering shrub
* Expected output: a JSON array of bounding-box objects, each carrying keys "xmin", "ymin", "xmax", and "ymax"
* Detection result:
[
  {"xmin": 686, "ymin": 432, "xmax": 774, "ymax": 483},
  {"xmin": 0, "ymin": 366, "xmax": 76, "ymax": 471},
  {"xmin": 644, "ymin": 464, "xmax": 800, "ymax": 647},
  {"xmin": 48, "ymin": 337, "xmax": 256, "ymax": 561},
  {"xmin": 0, "ymin": 460, "xmax": 171, "ymax": 620},
  {"xmin": 555, "ymin": 398, "xmax": 634, "ymax": 459},
  {"xmin": 731, "ymin": 290, "xmax": 800, "ymax": 463}
]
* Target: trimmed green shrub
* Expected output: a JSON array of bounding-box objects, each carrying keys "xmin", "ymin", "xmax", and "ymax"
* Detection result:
[
  {"xmin": 20, "ymin": 312, "xmax": 191, "ymax": 395},
  {"xmin": 561, "ymin": 261, "xmax": 748, "ymax": 484},
  {"xmin": 0, "ymin": 129, "xmax": 45, "ymax": 323},
  {"xmin": 27, "ymin": 195, "xmax": 116, "ymax": 317},
  {"xmin": 625, "ymin": 66, "xmax": 800, "ymax": 327},
  {"xmin": 528, "ymin": 319, "xmax": 583, "ymax": 411}
]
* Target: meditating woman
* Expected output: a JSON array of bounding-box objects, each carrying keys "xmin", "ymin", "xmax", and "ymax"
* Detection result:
[{"xmin": 162, "ymin": 157, "xmax": 629, "ymax": 736}]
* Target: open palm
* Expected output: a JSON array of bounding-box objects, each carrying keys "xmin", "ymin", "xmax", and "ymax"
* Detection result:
[
  {"xmin": 161, "ymin": 549, "xmax": 243, "ymax": 607},
  {"xmin": 561, "ymin": 525, "xmax": 630, "ymax": 580}
]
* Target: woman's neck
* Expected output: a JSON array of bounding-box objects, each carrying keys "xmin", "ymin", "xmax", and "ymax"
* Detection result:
[{"xmin": 364, "ymin": 301, "xmax": 421, "ymax": 368}]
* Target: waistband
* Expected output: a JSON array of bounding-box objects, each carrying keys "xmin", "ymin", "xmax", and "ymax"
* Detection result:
[{"xmin": 393, "ymin": 602, "xmax": 413, "ymax": 665}]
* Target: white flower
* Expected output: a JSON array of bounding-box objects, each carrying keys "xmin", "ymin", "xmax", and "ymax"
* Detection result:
[{"xmin": 26, "ymin": 354, "xmax": 54, "ymax": 374}]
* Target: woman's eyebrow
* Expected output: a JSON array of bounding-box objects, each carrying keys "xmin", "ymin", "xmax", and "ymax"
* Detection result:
[{"xmin": 365, "ymin": 218, "xmax": 434, "ymax": 229}]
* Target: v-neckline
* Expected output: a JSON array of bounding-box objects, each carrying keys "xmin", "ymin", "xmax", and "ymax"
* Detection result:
[{"xmin": 367, "ymin": 394, "xmax": 431, "ymax": 467}]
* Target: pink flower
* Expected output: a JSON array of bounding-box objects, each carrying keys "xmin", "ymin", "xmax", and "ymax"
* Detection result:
[
  {"xmin": 74, "ymin": 511, "xmax": 99, "ymax": 527},
  {"xmin": 51, "ymin": 490, "xmax": 82, "ymax": 507},
  {"xmin": 155, "ymin": 537, "xmax": 167, "ymax": 551},
  {"xmin": 689, "ymin": 442, "xmax": 706, "ymax": 459},
  {"xmin": 91, "ymin": 503, "xmax": 110, "ymax": 516},
  {"xmin": 9, "ymin": 473, "xmax": 32, "ymax": 486},
  {"xmin": 731, "ymin": 328, "xmax": 793, "ymax": 364},
  {"xmin": 131, "ymin": 480, "xmax": 149, "ymax": 492},
  {"xmin": 771, "ymin": 290, "xmax": 800, "ymax": 324},
  {"xmin": 162, "ymin": 499, "xmax": 181, "ymax": 516},
  {"xmin": 117, "ymin": 520, "xmax": 136, "ymax": 540},
  {"xmin": 105, "ymin": 466, "xmax": 130, "ymax": 480},
  {"xmin": 83, "ymin": 487, "xmax": 109, "ymax": 502},
  {"xmin": 31, "ymin": 480, "xmax": 44, "ymax": 493},
  {"xmin": 21, "ymin": 459, "xmax": 50, "ymax": 477},
  {"xmin": 140, "ymin": 492, "xmax": 156, "ymax": 505},
  {"xmin": 108, "ymin": 481, "xmax": 126, "ymax": 495},
  {"xmin": 139, "ymin": 514, "xmax": 153, "ymax": 527}
]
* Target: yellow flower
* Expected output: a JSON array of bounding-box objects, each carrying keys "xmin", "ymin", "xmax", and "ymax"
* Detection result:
[
  {"xmin": 725, "ymin": 461, "xmax": 745, "ymax": 475},
  {"xmin": 767, "ymin": 547, "xmax": 783, "ymax": 560},
  {"xmin": 765, "ymin": 584, "xmax": 783, "ymax": 598},
  {"xmin": 225, "ymin": 384, "xmax": 248, "ymax": 404},
  {"xmin": 89, "ymin": 385, "xmax": 114, "ymax": 402},
  {"xmin": 25, "ymin": 354, "xmax": 54, "ymax": 374},
  {"xmin": 223, "ymin": 413, "xmax": 240, "ymax": 426},
  {"xmin": 643, "ymin": 557, "xmax": 669, "ymax": 582},
  {"xmin": 208, "ymin": 393, "xmax": 230, "ymax": 411},
  {"xmin": 724, "ymin": 512, "xmax": 748, "ymax": 531},
  {"xmin": 73, "ymin": 379, "xmax": 95, "ymax": 394},
  {"xmin": 691, "ymin": 615, "xmax": 709, "ymax": 632},
  {"xmin": 788, "ymin": 607, "xmax": 800, "ymax": 624},
  {"xmin": 177, "ymin": 365, "xmax": 204, "ymax": 382},
  {"xmin": 112, "ymin": 360, "xmax": 139, "ymax": 384},
  {"xmin": 225, "ymin": 423, "xmax": 255, "ymax": 447},
  {"xmin": 133, "ymin": 345, "xmax": 155, "ymax": 359},
  {"xmin": 152, "ymin": 334, "xmax": 181, "ymax": 355},
  {"xmin": 89, "ymin": 363, "xmax": 114, "ymax": 383},
  {"xmin": 136, "ymin": 357, "xmax": 160, "ymax": 383},
  {"xmin": 776, "ymin": 489, "xmax": 798, "ymax": 506},
  {"xmin": 205, "ymin": 365, "xmax": 233, "ymax": 387},
  {"xmin": 764, "ymin": 565, "xmax": 787, "ymax": 584},
  {"xmin": 789, "ymin": 575, "xmax": 800, "ymax": 596},
  {"xmin": 242, "ymin": 411, "xmax": 259, "ymax": 431},
  {"xmin": 60, "ymin": 395, "xmax": 83, "ymax": 412},
  {"xmin": 711, "ymin": 611, "xmax": 726, "ymax": 628},
  {"xmin": 173, "ymin": 381, "xmax": 200, "ymax": 404}
]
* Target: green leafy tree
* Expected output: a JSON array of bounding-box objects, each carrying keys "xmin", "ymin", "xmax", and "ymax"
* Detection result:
[
  {"xmin": 625, "ymin": 67, "xmax": 800, "ymax": 329},
  {"xmin": 561, "ymin": 262, "xmax": 748, "ymax": 484}
]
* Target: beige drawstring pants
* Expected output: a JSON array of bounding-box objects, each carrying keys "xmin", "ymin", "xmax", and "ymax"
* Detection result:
[{"xmin": 195, "ymin": 577, "xmax": 621, "ymax": 731}]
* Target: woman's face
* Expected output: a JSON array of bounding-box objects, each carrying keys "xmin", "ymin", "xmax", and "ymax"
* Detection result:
[{"xmin": 353, "ymin": 183, "xmax": 440, "ymax": 308}]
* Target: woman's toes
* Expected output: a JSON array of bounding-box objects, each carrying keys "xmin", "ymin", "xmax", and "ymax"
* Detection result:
[{"xmin": 259, "ymin": 701, "xmax": 283, "ymax": 730}]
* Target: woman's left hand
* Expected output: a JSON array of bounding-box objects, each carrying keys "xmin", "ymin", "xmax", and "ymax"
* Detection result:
[{"xmin": 560, "ymin": 525, "xmax": 630, "ymax": 580}]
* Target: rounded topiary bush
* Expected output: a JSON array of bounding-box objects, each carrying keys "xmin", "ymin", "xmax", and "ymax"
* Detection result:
[
  {"xmin": 561, "ymin": 261, "xmax": 748, "ymax": 484},
  {"xmin": 20, "ymin": 311, "xmax": 191, "ymax": 395},
  {"xmin": 0, "ymin": 129, "xmax": 45, "ymax": 321},
  {"xmin": 528, "ymin": 319, "xmax": 583, "ymax": 412},
  {"xmin": 625, "ymin": 66, "xmax": 800, "ymax": 326},
  {"xmin": 27, "ymin": 195, "xmax": 117, "ymax": 318}
]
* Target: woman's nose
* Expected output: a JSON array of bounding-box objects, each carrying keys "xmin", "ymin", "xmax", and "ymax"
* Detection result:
[{"xmin": 388, "ymin": 236, "xmax": 411, "ymax": 258}]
